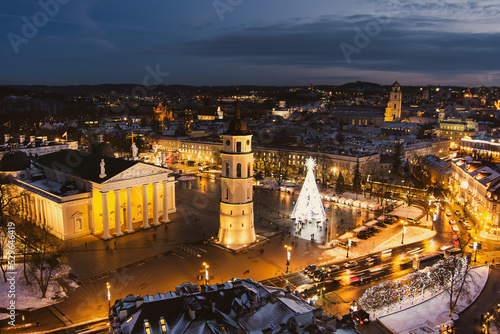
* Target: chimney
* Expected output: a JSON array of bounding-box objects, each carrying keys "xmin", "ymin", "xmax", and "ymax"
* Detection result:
[
  {"xmin": 4, "ymin": 134, "xmax": 10, "ymax": 143},
  {"xmin": 19, "ymin": 135, "xmax": 25, "ymax": 143}
]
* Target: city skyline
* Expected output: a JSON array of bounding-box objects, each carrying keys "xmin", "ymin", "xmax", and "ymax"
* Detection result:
[{"xmin": 2, "ymin": 0, "xmax": 500, "ymax": 87}]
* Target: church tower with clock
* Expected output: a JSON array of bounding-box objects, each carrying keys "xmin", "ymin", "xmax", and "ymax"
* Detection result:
[{"xmin": 218, "ymin": 99, "xmax": 256, "ymax": 248}]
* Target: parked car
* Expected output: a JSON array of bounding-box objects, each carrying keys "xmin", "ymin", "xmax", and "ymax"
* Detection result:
[
  {"xmin": 446, "ymin": 211, "xmax": 452, "ymax": 216},
  {"xmin": 344, "ymin": 260, "xmax": 358, "ymax": 269}
]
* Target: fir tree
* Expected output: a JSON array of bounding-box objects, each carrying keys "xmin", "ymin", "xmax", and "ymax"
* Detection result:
[
  {"xmin": 335, "ymin": 171, "xmax": 345, "ymax": 196},
  {"xmin": 352, "ymin": 159, "xmax": 362, "ymax": 200}
]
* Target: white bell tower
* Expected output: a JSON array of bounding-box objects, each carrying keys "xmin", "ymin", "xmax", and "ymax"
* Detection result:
[
  {"xmin": 384, "ymin": 81, "xmax": 402, "ymax": 122},
  {"xmin": 218, "ymin": 99, "xmax": 256, "ymax": 248}
]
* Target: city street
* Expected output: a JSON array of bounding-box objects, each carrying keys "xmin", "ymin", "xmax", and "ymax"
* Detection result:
[{"xmin": 1, "ymin": 177, "xmax": 498, "ymax": 333}]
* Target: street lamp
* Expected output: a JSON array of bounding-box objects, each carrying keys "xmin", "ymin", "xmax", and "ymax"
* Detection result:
[
  {"xmin": 473, "ymin": 241, "xmax": 479, "ymax": 264},
  {"xmin": 285, "ymin": 245, "xmax": 292, "ymax": 274},
  {"xmin": 202, "ymin": 262, "xmax": 209, "ymax": 285},
  {"xmin": 106, "ymin": 282, "xmax": 111, "ymax": 311},
  {"xmin": 401, "ymin": 222, "xmax": 406, "ymax": 244},
  {"xmin": 346, "ymin": 233, "xmax": 352, "ymax": 258}
]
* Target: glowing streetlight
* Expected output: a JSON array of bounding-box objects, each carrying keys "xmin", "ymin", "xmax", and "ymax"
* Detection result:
[
  {"xmin": 285, "ymin": 245, "xmax": 292, "ymax": 274},
  {"xmin": 473, "ymin": 241, "xmax": 479, "ymax": 264},
  {"xmin": 401, "ymin": 222, "xmax": 406, "ymax": 244},
  {"xmin": 202, "ymin": 262, "xmax": 209, "ymax": 285},
  {"xmin": 346, "ymin": 233, "xmax": 352, "ymax": 258},
  {"xmin": 106, "ymin": 282, "xmax": 111, "ymax": 311}
]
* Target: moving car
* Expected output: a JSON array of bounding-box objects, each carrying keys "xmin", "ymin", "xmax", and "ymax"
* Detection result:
[
  {"xmin": 303, "ymin": 265, "xmax": 316, "ymax": 275},
  {"xmin": 455, "ymin": 210, "xmax": 461, "ymax": 216},
  {"xmin": 446, "ymin": 211, "xmax": 452, "ymax": 216},
  {"xmin": 326, "ymin": 265, "xmax": 340, "ymax": 273},
  {"xmin": 344, "ymin": 260, "xmax": 358, "ymax": 269}
]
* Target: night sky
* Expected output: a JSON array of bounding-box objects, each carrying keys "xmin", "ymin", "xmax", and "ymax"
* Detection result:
[{"xmin": 2, "ymin": 0, "xmax": 500, "ymax": 86}]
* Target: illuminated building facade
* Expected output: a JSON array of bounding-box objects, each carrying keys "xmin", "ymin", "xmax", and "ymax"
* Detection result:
[
  {"xmin": 384, "ymin": 81, "xmax": 402, "ymax": 122},
  {"xmin": 3, "ymin": 149, "xmax": 176, "ymax": 240},
  {"xmin": 218, "ymin": 100, "xmax": 256, "ymax": 248},
  {"xmin": 450, "ymin": 156, "xmax": 500, "ymax": 230},
  {"xmin": 461, "ymin": 135, "xmax": 500, "ymax": 162}
]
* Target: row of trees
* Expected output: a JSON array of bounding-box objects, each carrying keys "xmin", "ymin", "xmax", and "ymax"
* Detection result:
[{"xmin": 359, "ymin": 256, "xmax": 474, "ymax": 318}]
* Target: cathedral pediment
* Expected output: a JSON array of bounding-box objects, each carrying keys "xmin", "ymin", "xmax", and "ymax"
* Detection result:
[{"xmin": 103, "ymin": 163, "xmax": 171, "ymax": 183}]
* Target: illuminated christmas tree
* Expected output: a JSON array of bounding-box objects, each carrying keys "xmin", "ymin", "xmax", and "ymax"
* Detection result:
[{"xmin": 291, "ymin": 157, "xmax": 326, "ymax": 222}]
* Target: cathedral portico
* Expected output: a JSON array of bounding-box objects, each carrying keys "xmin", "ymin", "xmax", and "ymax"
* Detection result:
[{"xmin": 10, "ymin": 149, "xmax": 176, "ymax": 240}]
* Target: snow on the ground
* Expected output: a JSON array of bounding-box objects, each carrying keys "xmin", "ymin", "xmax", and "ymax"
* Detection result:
[
  {"xmin": 390, "ymin": 205, "xmax": 423, "ymax": 219},
  {"xmin": 373, "ymin": 227, "xmax": 436, "ymax": 253},
  {"xmin": 318, "ymin": 226, "xmax": 436, "ymax": 264},
  {"xmin": 177, "ymin": 175, "xmax": 198, "ymax": 181},
  {"xmin": 378, "ymin": 265, "xmax": 489, "ymax": 334},
  {"xmin": 0, "ymin": 264, "xmax": 76, "ymax": 312}
]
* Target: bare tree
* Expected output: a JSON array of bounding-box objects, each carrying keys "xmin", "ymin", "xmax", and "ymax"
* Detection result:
[
  {"xmin": 0, "ymin": 176, "xmax": 23, "ymax": 282},
  {"xmin": 316, "ymin": 154, "xmax": 331, "ymax": 188},
  {"xmin": 272, "ymin": 151, "xmax": 292, "ymax": 186},
  {"xmin": 429, "ymin": 256, "xmax": 473, "ymax": 317},
  {"xmin": 17, "ymin": 223, "xmax": 67, "ymax": 298}
]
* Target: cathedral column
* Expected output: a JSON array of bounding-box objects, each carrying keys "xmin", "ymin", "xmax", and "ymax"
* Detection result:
[
  {"xmin": 125, "ymin": 188, "xmax": 134, "ymax": 233},
  {"xmin": 41, "ymin": 200, "xmax": 46, "ymax": 226},
  {"xmin": 30, "ymin": 196, "xmax": 35, "ymax": 222},
  {"xmin": 35, "ymin": 198, "xmax": 41, "ymax": 226},
  {"xmin": 114, "ymin": 189, "xmax": 123, "ymax": 236},
  {"xmin": 162, "ymin": 180, "xmax": 170, "ymax": 223},
  {"xmin": 152, "ymin": 182, "xmax": 160, "ymax": 226},
  {"xmin": 21, "ymin": 196, "xmax": 26, "ymax": 219},
  {"xmin": 142, "ymin": 184, "xmax": 150, "ymax": 229},
  {"xmin": 101, "ymin": 191, "xmax": 111, "ymax": 240}
]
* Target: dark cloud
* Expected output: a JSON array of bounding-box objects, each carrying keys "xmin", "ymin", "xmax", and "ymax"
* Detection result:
[{"xmin": 175, "ymin": 15, "xmax": 500, "ymax": 77}]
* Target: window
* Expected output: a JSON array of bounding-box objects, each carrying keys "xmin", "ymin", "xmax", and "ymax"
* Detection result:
[
  {"xmin": 242, "ymin": 210, "xmax": 244, "ymax": 215},
  {"xmin": 226, "ymin": 189, "xmax": 229, "ymax": 199},
  {"xmin": 247, "ymin": 162, "xmax": 251, "ymax": 177},
  {"xmin": 237, "ymin": 163, "xmax": 242, "ymax": 177},
  {"xmin": 394, "ymin": 103, "xmax": 396, "ymax": 109},
  {"xmin": 74, "ymin": 217, "xmax": 83, "ymax": 233},
  {"xmin": 226, "ymin": 163, "xmax": 230, "ymax": 177},
  {"xmin": 226, "ymin": 140, "xmax": 230, "ymax": 146},
  {"xmin": 236, "ymin": 142, "xmax": 242, "ymax": 152},
  {"xmin": 247, "ymin": 139, "xmax": 250, "ymax": 145},
  {"xmin": 230, "ymin": 210, "xmax": 232, "ymax": 215}
]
